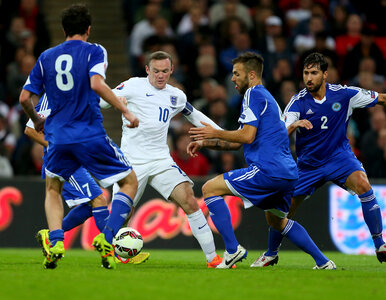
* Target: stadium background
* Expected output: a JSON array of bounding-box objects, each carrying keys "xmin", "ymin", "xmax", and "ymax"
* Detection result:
[{"xmin": 0, "ymin": 0, "xmax": 385, "ymax": 253}]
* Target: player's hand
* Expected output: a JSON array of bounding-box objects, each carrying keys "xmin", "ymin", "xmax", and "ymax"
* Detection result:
[
  {"xmin": 294, "ymin": 119, "xmax": 313, "ymax": 130},
  {"xmin": 187, "ymin": 140, "xmax": 203, "ymax": 157},
  {"xmin": 123, "ymin": 111, "xmax": 139, "ymax": 128},
  {"xmin": 118, "ymin": 96, "xmax": 127, "ymax": 105},
  {"xmin": 189, "ymin": 122, "xmax": 217, "ymax": 140},
  {"xmin": 34, "ymin": 116, "xmax": 45, "ymax": 133}
]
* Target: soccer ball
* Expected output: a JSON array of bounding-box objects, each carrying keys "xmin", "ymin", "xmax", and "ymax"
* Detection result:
[{"xmin": 112, "ymin": 227, "xmax": 143, "ymax": 258}]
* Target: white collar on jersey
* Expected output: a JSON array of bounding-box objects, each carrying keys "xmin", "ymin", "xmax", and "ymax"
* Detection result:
[{"xmin": 313, "ymin": 96, "xmax": 327, "ymax": 104}]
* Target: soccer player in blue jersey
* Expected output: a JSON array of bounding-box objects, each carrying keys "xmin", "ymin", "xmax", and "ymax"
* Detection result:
[
  {"xmin": 25, "ymin": 94, "xmax": 149, "ymax": 266},
  {"xmin": 19, "ymin": 4, "xmax": 139, "ymax": 269},
  {"xmin": 253, "ymin": 52, "xmax": 386, "ymax": 267},
  {"xmin": 188, "ymin": 52, "xmax": 335, "ymax": 269}
]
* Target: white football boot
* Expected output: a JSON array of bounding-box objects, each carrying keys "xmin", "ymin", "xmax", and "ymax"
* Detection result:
[
  {"xmin": 313, "ymin": 260, "xmax": 336, "ymax": 270},
  {"xmin": 250, "ymin": 253, "xmax": 279, "ymax": 267},
  {"xmin": 216, "ymin": 245, "xmax": 247, "ymax": 269}
]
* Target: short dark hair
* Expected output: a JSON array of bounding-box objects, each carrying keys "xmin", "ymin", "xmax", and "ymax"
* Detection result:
[
  {"xmin": 61, "ymin": 4, "xmax": 91, "ymax": 37},
  {"xmin": 303, "ymin": 52, "xmax": 328, "ymax": 72},
  {"xmin": 146, "ymin": 51, "xmax": 173, "ymax": 66},
  {"xmin": 232, "ymin": 52, "xmax": 264, "ymax": 78}
]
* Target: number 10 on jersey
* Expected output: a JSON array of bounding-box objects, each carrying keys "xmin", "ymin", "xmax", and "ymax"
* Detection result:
[{"xmin": 158, "ymin": 107, "xmax": 169, "ymax": 123}]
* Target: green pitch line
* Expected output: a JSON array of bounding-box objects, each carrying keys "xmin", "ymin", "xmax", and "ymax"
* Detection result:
[{"xmin": 0, "ymin": 249, "xmax": 385, "ymax": 300}]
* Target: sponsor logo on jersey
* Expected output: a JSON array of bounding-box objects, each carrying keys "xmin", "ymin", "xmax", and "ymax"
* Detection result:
[
  {"xmin": 332, "ymin": 102, "xmax": 341, "ymax": 111},
  {"xmin": 329, "ymin": 185, "xmax": 386, "ymax": 255},
  {"xmin": 240, "ymin": 114, "xmax": 246, "ymax": 119},
  {"xmin": 116, "ymin": 83, "xmax": 124, "ymax": 90},
  {"xmin": 371, "ymin": 91, "xmax": 375, "ymax": 99},
  {"xmin": 306, "ymin": 109, "xmax": 314, "ymax": 115},
  {"xmin": 170, "ymin": 96, "xmax": 177, "ymax": 105},
  {"xmin": 146, "ymin": 93, "xmax": 154, "ymax": 97}
]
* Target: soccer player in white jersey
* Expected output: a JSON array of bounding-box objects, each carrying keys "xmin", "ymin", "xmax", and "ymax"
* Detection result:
[
  {"xmin": 188, "ymin": 52, "xmax": 335, "ymax": 269},
  {"xmin": 253, "ymin": 52, "xmax": 386, "ymax": 267},
  {"xmin": 101, "ymin": 51, "xmax": 224, "ymax": 267},
  {"xmin": 26, "ymin": 94, "xmax": 149, "ymax": 266},
  {"xmin": 19, "ymin": 4, "xmax": 139, "ymax": 270}
]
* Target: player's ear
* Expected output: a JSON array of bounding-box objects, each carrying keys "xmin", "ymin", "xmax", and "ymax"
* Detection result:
[
  {"xmin": 323, "ymin": 70, "xmax": 328, "ymax": 81},
  {"xmin": 170, "ymin": 64, "xmax": 174, "ymax": 75},
  {"xmin": 145, "ymin": 65, "xmax": 150, "ymax": 75}
]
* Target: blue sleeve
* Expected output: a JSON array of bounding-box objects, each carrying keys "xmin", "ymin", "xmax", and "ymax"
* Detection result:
[
  {"xmin": 240, "ymin": 89, "xmax": 264, "ymax": 128},
  {"xmin": 285, "ymin": 96, "xmax": 300, "ymax": 114},
  {"xmin": 23, "ymin": 55, "xmax": 44, "ymax": 95},
  {"xmin": 88, "ymin": 44, "xmax": 107, "ymax": 78}
]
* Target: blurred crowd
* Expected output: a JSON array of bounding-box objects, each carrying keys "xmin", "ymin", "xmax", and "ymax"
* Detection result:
[{"xmin": 0, "ymin": 0, "xmax": 385, "ymax": 179}]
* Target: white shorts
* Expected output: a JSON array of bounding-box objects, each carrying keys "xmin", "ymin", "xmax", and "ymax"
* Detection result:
[{"xmin": 113, "ymin": 157, "xmax": 193, "ymax": 206}]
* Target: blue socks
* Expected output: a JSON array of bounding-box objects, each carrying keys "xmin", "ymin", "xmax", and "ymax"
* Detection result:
[
  {"xmin": 265, "ymin": 227, "xmax": 283, "ymax": 256},
  {"xmin": 282, "ymin": 219, "xmax": 328, "ymax": 266},
  {"xmin": 359, "ymin": 189, "xmax": 384, "ymax": 249},
  {"xmin": 92, "ymin": 206, "xmax": 109, "ymax": 232},
  {"xmin": 62, "ymin": 203, "xmax": 109, "ymax": 232},
  {"xmin": 205, "ymin": 196, "xmax": 239, "ymax": 254},
  {"xmin": 102, "ymin": 192, "xmax": 133, "ymax": 244},
  {"xmin": 62, "ymin": 203, "xmax": 92, "ymax": 231},
  {"xmin": 49, "ymin": 229, "xmax": 64, "ymax": 246}
]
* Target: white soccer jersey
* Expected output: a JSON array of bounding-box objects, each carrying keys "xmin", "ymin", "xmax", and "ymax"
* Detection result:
[{"xmin": 113, "ymin": 77, "xmax": 188, "ymax": 163}]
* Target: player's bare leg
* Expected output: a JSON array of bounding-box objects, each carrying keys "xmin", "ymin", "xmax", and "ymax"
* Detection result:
[
  {"xmin": 45, "ymin": 177, "xmax": 64, "ymax": 231},
  {"xmin": 117, "ymin": 170, "xmax": 138, "ymax": 200},
  {"xmin": 288, "ymin": 195, "xmax": 306, "ymax": 218},
  {"xmin": 42, "ymin": 177, "xmax": 65, "ymax": 269}
]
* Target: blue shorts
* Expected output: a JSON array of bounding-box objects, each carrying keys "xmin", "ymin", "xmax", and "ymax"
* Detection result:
[
  {"xmin": 45, "ymin": 136, "xmax": 132, "ymax": 188},
  {"xmin": 223, "ymin": 164, "xmax": 297, "ymax": 217},
  {"xmin": 294, "ymin": 150, "xmax": 365, "ymax": 197},
  {"xmin": 62, "ymin": 167, "xmax": 103, "ymax": 208}
]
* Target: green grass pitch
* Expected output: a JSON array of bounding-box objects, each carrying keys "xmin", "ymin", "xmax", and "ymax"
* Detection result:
[{"xmin": 0, "ymin": 249, "xmax": 385, "ymax": 300}]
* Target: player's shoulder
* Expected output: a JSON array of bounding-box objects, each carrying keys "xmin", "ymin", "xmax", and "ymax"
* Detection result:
[
  {"xmin": 292, "ymin": 88, "xmax": 308, "ymax": 101},
  {"xmin": 115, "ymin": 77, "xmax": 146, "ymax": 89},
  {"xmin": 165, "ymin": 83, "xmax": 187, "ymax": 98},
  {"xmin": 327, "ymin": 83, "xmax": 362, "ymax": 98}
]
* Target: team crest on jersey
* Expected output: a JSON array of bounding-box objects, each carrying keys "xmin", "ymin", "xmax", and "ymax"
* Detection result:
[
  {"xmin": 116, "ymin": 83, "xmax": 124, "ymax": 90},
  {"xmin": 170, "ymin": 96, "xmax": 177, "ymax": 105},
  {"xmin": 332, "ymin": 102, "xmax": 341, "ymax": 111}
]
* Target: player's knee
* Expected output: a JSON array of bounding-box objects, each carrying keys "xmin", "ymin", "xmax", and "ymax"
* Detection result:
[
  {"xmin": 353, "ymin": 173, "xmax": 371, "ymax": 195},
  {"xmin": 202, "ymin": 180, "xmax": 216, "ymax": 198},
  {"xmin": 91, "ymin": 193, "xmax": 107, "ymax": 207},
  {"xmin": 184, "ymin": 196, "xmax": 199, "ymax": 214}
]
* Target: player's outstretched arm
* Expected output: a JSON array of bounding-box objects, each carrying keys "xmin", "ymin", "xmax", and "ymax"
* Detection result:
[
  {"xmin": 19, "ymin": 89, "xmax": 45, "ymax": 132},
  {"xmin": 183, "ymin": 105, "xmax": 222, "ymax": 130},
  {"xmin": 189, "ymin": 122, "xmax": 256, "ymax": 144},
  {"xmin": 187, "ymin": 139, "xmax": 241, "ymax": 157},
  {"xmin": 90, "ymin": 74, "xmax": 139, "ymax": 128}
]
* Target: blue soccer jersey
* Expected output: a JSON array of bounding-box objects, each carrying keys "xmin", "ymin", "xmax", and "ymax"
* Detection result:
[
  {"xmin": 26, "ymin": 94, "xmax": 103, "ymax": 207},
  {"xmin": 238, "ymin": 85, "xmax": 298, "ymax": 180},
  {"xmin": 284, "ymin": 84, "xmax": 378, "ymax": 167},
  {"xmin": 23, "ymin": 40, "xmax": 107, "ymax": 144}
]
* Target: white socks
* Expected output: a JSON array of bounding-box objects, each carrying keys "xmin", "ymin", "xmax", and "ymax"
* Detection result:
[{"xmin": 186, "ymin": 209, "xmax": 217, "ymax": 262}]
